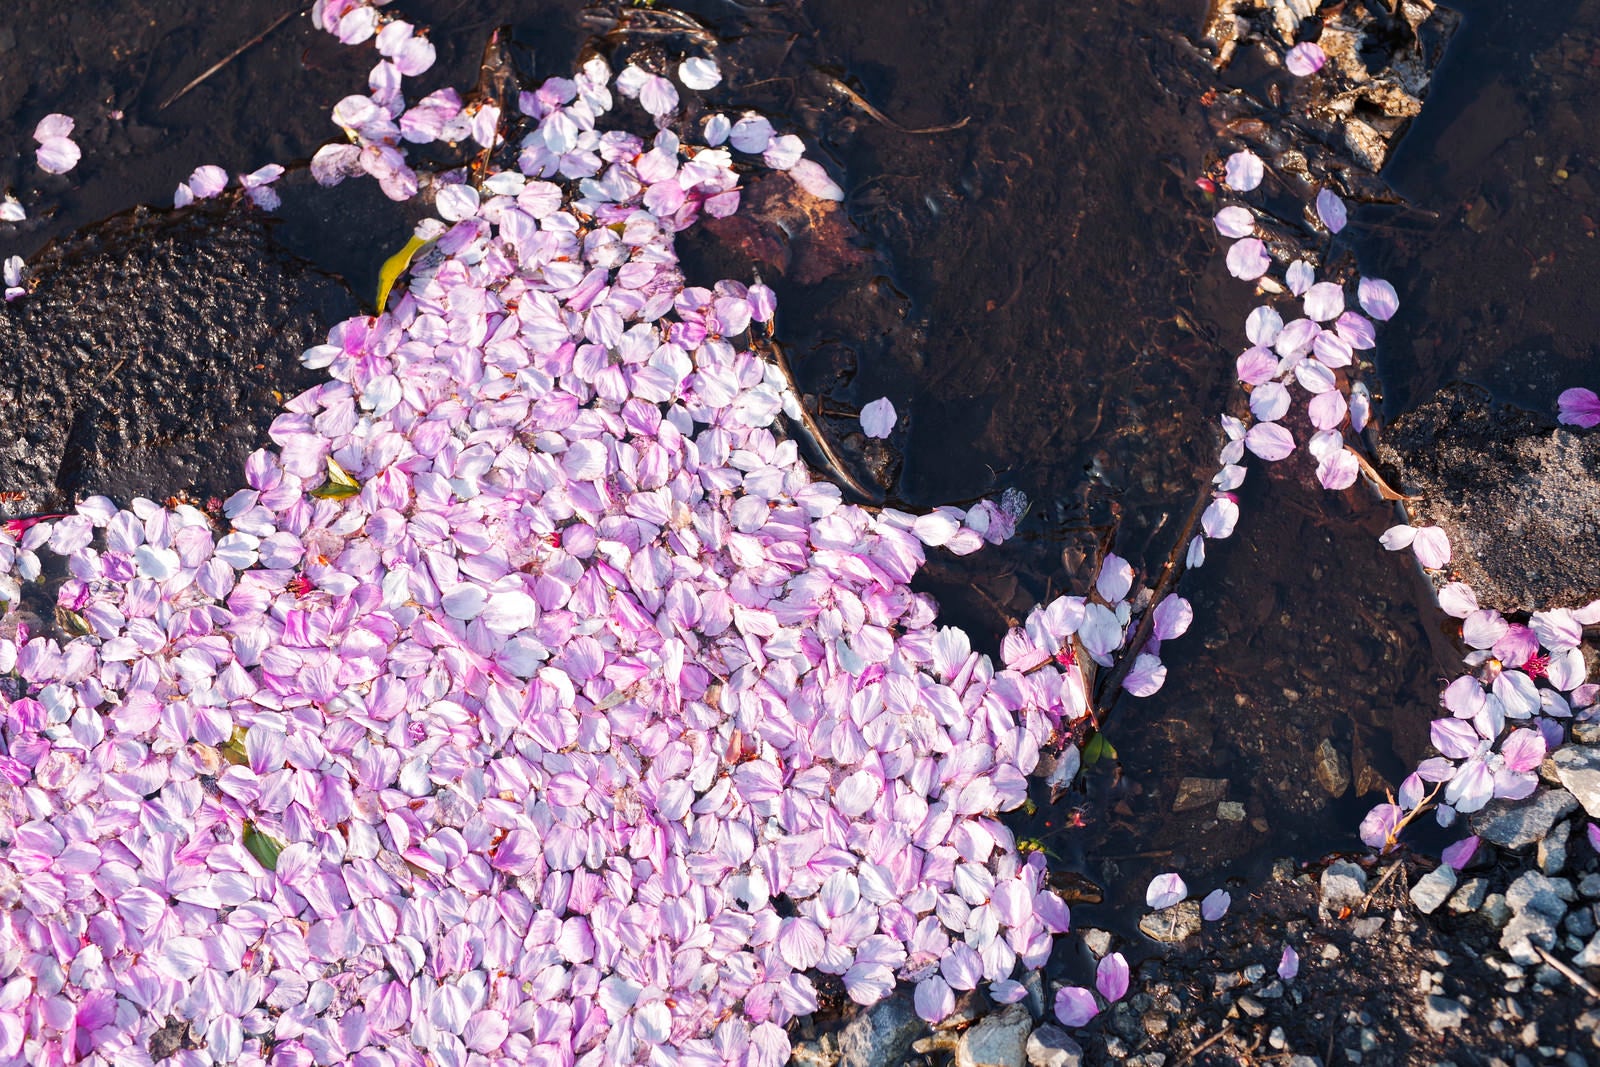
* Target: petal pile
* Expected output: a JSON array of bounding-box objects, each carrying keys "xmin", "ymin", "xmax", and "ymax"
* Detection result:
[{"xmin": 0, "ymin": 36, "xmax": 1098, "ymax": 1065}]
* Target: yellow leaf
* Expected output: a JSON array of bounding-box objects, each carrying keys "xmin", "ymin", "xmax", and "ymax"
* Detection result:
[{"xmin": 375, "ymin": 234, "xmax": 435, "ymax": 313}]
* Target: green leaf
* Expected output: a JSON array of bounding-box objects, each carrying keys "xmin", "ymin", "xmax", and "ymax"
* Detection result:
[
  {"xmin": 375, "ymin": 234, "xmax": 436, "ymax": 313},
  {"xmin": 242, "ymin": 823, "xmax": 284, "ymax": 870},
  {"xmin": 309, "ymin": 456, "xmax": 362, "ymax": 500},
  {"xmin": 1081, "ymin": 731, "xmax": 1117, "ymax": 766}
]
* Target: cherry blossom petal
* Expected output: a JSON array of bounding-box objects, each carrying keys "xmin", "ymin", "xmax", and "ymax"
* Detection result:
[
  {"xmin": 1224, "ymin": 150, "xmax": 1264, "ymax": 192},
  {"xmin": 1145, "ymin": 872, "xmax": 1187, "ymax": 910},
  {"xmin": 860, "ymin": 397, "xmax": 897, "ymax": 438}
]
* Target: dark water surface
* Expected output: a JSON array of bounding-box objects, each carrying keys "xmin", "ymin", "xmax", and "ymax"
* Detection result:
[{"xmin": 2, "ymin": 0, "xmax": 1594, "ymax": 933}]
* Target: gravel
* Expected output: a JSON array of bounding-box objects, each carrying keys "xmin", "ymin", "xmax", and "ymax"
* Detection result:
[
  {"xmin": 1025, "ymin": 1025, "xmax": 1083, "ymax": 1067},
  {"xmin": 1552, "ymin": 746, "xmax": 1600, "ymax": 819},
  {"xmin": 1450, "ymin": 877, "xmax": 1490, "ymax": 914},
  {"xmin": 1501, "ymin": 910, "xmax": 1563, "ymax": 966},
  {"xmin": 1423, "ymin": 995, "xmax": 1468, "ymax": 1032},
  {"xmin": 1410, "ymin": 866, "xmax": 1457, "ymax": 915},
  {"xmin": 1321, "ymin": 860, "xmax": 1368, "ymax": 912},
  {"xmin": 1471, "ymin": 788, "xmax": 1582, "ymax": 849},
  {"xmin": 956, "ymin": 1005, "xmax": 1031, "ymax": 1067}
]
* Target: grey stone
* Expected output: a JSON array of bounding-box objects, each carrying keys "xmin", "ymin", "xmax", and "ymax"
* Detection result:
[
  {"xmin": 1567, "ymin": 906, "xmax": 1597, "ymax": 939},
  {"xmin": 1450, "ymin": 877, "xmax": 1489, "ymax": 914},
  {"xmin": 1411, "ymin": 866, "xmax": 1457, "ymax": 915},
  {"xmin": 839, "ymin": 989, "xmax": 926, "ymax": 1067},
  {"xmin": 1172, "ymin": 777, "xmax": 1229, "ymax": 813},
  {"xmin": 1314, "ymin": 739, "xmax": 1351, "ymax": 797},
  {"xmin": 1470, "ymin": 788, "xmax": 1581, "ymax": 849},
  {"xmin": 1506, "ymin": 871, "xmax": 1575, "ymax": 917},
  {"xmin": 1553, "ymin": 747, "xmax": 1600, "ymax": 818},
  {"xmin": 1080, "ymin": 929, "xmax": 1114, "ymax": 958},
  {"xmin": 1501, "ymin": 910, "xmax": 1561, "ymax": 966},
  {"xmin": 1025, "ymin": 1024, "xmax": 1082, "ymax": 1067},
  {"xmin": 1352, "ymin": 916, "xmax": 1386, "ymax": 939},
  {"xmin": 1424, "ymin": 996, "xmax": 1468, "ymax": 1032},
  {"xmin": 1483, "ymin": 894, "xmax": 1512, "ymax": 928},
  {"xmin": 1218, "ymin": 801, "xmax": 1247, "ymax": 822},
  {"xmin": 957, "ymin": 1004, "xmax": 1031, "ymax": 1067},
  {"xmin": 1236, "ymin": 995, "xmax": 1266, "ymax": 1018},
  {"xmin": 1321, "ymin": 860, "xmax": 1368, "ymax": 911},
  {"xmin": 1022, "ymin": 970, "xmax": 1047, "ymax": 1021},
  {"xmin": 1540, "ymin": 820, "xmax": 1571, "ymax": 875},
  {"xmin": 1375, "ymin": 383, "xmax": 1600, "ymax": 612},
  {"xmin": 1139, "ymin": 901, "xmax": 1202, "ymax": 943},
  {"xmin": 1574, "ymin": 719, "xmax": 1600, "ymax": 746},
  {"xmin": 1577, "ymin": 931, "xmax": 1600, "ymax": 968}
]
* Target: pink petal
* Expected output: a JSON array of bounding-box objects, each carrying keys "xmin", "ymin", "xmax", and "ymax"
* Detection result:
[
  {"xmin": 1413, "ymin": 526, "xmax": 1451, "ymax": 569},
  {"xmin": 1124, "ymin": 654, "xmax": 1167, "ymax": 697},
  {"xmin": 34, "ymin": 113, "xmax": 75, "ymax": 141},
  {"xmin": 36, "ymin": 138, "xmax": 80, "ymax": 175},
  {"xmin": 860, "ymin": 397, "xmax": 897, "ymax": 438},
  {"xmin": 1559, "ymin": 387, "xmax": 1600, "ymax": 429},
  {"xmin": 1285, "ymin": 42, "xmax": 1327, "ymax": 76},
  {"xmin": 1146, "ymin": 872, "xmax": 1187, "ymax": 910},
  {"xmin": 1316, "ymin": 449, "xmax": 1359, "ymax": 490},
  {"xmin": 1096, "ymin": 953, "xmax": 1129, "ymax": 1003},
  {"xmin": 1303, "ymin": 282, "xmax": 1345, "ymax": 322},
  {"xmin": 1245, "ymin": 422, "xmax": 1295, "ymax": 461},
  {"xmin": 1315, "ymin": 188, "xmax": 1347, "ymax": 233},
  {"xmin": 1358, "ymin": 277, "xmax": 1399, "ymax": 320},
  {"xmin": 1226, "ymin": 238, "xmax": 1272, "ymax": 280},
  {"xmin": 1278, "ymin": 944, "xmax": 1299, "ymax": 980},
  {"xmin": 1201, "ymin": 889, "xmax": 1231, "ymax": 921},
  {"xmin": 1441, "ymin": 836, "xmax": 1480, "ymax": 870},
  {"xmin": 1224, "ymin": 150, "xmax": 1264, "ymax": 192},
  {"xmin": 1214, "ymin": 206, "xmax": 1255, "ymax": 238},
  {"xmin": 914, "ymin": 977, "xmax": 955, "ymax": 1023},
  {"xmin": 1054, "ymin": 986, "xmax": 1098, "ymax": 1028}
]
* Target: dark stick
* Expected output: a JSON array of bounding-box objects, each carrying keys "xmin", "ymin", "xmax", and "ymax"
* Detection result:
[{"xmin": 160, "ymin": 6, "xmax": 306, "ymax": 111}]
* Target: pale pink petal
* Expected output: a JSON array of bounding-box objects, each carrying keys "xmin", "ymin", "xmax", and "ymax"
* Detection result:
[
  {"xmin": 1224, "ymin": 150, "xmax": 1263, "ymax": 192},
  {"xmin": 1096, "ymin": 953, "xmax": 1129, "ymax": 1003},
  {"xmin": 860, "ymin": 397, "xmax": 897, "ymax": 438},
  {"xmin": 1054, "ymin": 986, "xmax": 1098, "ymax": 1027},
  {"xmin": 1146, "ymin": 872, "xmax": 1187, "ymax": 910},
  {"xmin": 1285, "ymin": 42, "xmax": 1326, "ymax": 76}
]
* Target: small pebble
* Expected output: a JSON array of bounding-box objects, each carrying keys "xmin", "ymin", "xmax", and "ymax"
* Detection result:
[{"xmin": 1424, "ymin": 996, "xmax": 1468, "ymax": 1032}]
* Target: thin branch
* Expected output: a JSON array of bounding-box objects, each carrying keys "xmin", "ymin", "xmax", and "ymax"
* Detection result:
[
  {"xmin": 160, "ymin": 6, "xmax": 307, "ymax": 111},
  {"xmin": 1533, "ymin": 945, "xmax": 1600, "ymax": 998},
  {"xmin": 1176, "ymin": 1025, "xmax": 1233, "ymax": 1065},
  {"xmin": 1095, "ymin": 478, "xmax": 1212, "ymax": 713}
]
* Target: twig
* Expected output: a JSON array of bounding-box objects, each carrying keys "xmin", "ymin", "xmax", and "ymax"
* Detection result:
[
  {"xmin": 1095, "ymin": 477, "xmax": 1212, "ymax": 713},
  {"xmin": 1346, "ymin": 446, "xmax": 1420, "ymax": 501},
  {"xmin": 821, "ymin": 75, "xmax": 971, "ymax": 135},
  {"xmin": 1357, "ymin": 859, "xmax": 1405, "ymax": 914},
  {"xmin": 160, "ymin": 6, "xmax": 306, "ymax": 111},
  {"xmin": 1177, "ymin": 1024, "xmax": 1233, "ymax": 1065},
  {"xmin": 757, "ymin": 336, "xmax": 875, "ymax": 502},
  {"xmin": 1533, "ymin": 945, "xmax": 1600, "ymax": 998}
]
